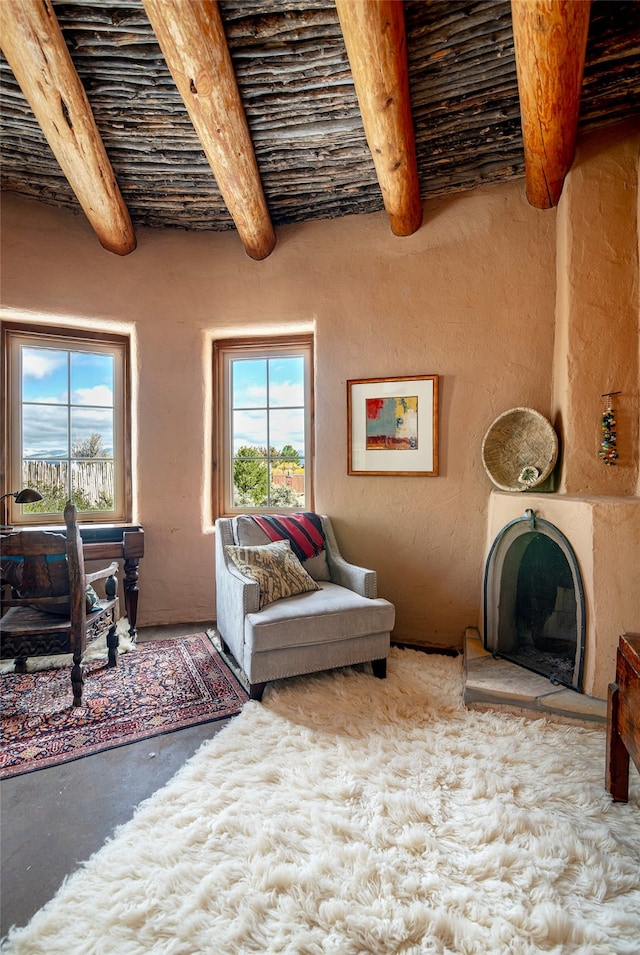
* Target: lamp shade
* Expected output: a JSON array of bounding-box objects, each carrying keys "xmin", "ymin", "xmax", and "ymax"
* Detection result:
[
  {"xmin": 14, "ymin": 488, "xmax": 43, "ymax": 503},
  {"xmin": 0, "ymin": 488, "xmax": 44, "ymax": 504}
]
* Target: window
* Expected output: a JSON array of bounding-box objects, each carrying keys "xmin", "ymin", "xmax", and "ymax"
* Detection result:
[
  {"xmin": 214, "ymin": 336, "xmax": 314, "ymax": 516},
  {"xmin": 3, "ymin": 324, "xmax": 131, "ymax": 525}
]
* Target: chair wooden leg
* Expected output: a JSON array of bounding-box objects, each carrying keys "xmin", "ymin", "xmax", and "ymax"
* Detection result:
[
  {"xmin": 14, "ymin": 657, "xmax": 27, "ymax": 674},
  {"xmin": 107, "ymin": 621, "xmax": 119, "ymax": 668},
  {"xmin": 249, "ymin": 682, "xmax": 266, "ymax": 701},
  {"xmin": 71, "ymin": 658, "xmax": 84, "ymax": 707},
  {"xmin": 372, "ymin": 658, "xmax": 387, "ymax": 679}
]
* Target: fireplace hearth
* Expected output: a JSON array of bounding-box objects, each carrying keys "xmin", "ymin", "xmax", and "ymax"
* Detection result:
[{"xmin": 484, "ymin": 508, "xmax": 585, "ymax": 692}]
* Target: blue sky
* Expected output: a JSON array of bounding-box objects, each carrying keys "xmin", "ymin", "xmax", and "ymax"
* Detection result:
[
  {"xmin": 20, "ymin": 348, "xmax": 304, "ymax": 460},
  {"xmin": 21, "ymin": 347, "xmax": 114, "ymax": 457},
  {"xmin": 232, "ymin": 356, "xmax": 305, "ymax": 455}
]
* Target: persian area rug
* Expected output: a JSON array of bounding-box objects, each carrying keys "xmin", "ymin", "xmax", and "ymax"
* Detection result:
[
  {"xmin": 3, "ymin": 649, "xmax": 639, "ymax": 955},
  {"xmin": 0, "ymin": 633, "xmax": 248, "ymax": 780}
]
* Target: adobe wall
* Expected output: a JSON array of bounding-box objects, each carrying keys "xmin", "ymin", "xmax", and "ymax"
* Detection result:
[
  {"xmin": 553, "ymin": 123, "xmax": 640, "ymax": 494},
  {"xmin": 1, "ymin": 123, "xmax": 636, "ymax": 649}
]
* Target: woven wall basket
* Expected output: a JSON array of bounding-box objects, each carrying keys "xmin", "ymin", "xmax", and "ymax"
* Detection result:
[{"xmin": 482, "ymin": 407, "xmax": 558, "ymax": 492}]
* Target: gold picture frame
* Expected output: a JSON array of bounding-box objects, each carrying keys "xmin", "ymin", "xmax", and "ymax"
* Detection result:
[{"xmin": 347, "ymin": 375, "xmax": 439, "ymax": 476}]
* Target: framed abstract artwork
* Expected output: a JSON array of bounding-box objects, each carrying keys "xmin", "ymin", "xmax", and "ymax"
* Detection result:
[{"xmin": 347, "ymin": 375, "xmax": 439, "ymax": 476}]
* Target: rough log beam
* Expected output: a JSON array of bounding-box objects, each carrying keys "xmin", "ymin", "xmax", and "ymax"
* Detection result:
[
  {"xmin": 0, "ymin": 0, "xmax": 136, "ymax": 255},
  {"xmin": 511, "ymin": 0, "xmax": 591, "ymax": 209},
  {"xmin": 335, "ymin": 0, "xmax": 422, "ymax": 236},
  {"xmin": 142, "ymin": 0, "xmax": 276, "ymax": 260}
]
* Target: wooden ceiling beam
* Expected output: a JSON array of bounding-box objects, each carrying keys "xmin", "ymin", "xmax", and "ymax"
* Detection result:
[
  {"xmin": 511, "ymin": 0, "xmax": 591, "ymax": 209},
  {"xmin": 0, "ymin": 0, "xmax": 136, "ymax": 255},
  {"xmin": 335, "ymin": 0, "xmax": 422, "ymax": 237},
  {"xmin": 142, "ymin": 0, "xmax": 275, "ymax": 261}
]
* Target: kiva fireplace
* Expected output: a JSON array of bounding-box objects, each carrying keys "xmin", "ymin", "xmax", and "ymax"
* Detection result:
[
  {"xmin": 484, "ymin": 508, "xmax": 585, "ymax": 691},
  {"xmin": 483, "ymin": 492, "xmax": 639, "ymax": 702}
]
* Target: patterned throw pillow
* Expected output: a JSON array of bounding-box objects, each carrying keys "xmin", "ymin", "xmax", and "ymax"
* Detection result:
[
  {"xmin": 232, "ymin": 514, "xmax": 332, "ymax": 582},
  {"xmin": 85, "ymin": 584, "xmax": 101, "ymax": 611},
  {"xmin": 224, "ymin": 539, "xmax": 320, "ymax": 609}
]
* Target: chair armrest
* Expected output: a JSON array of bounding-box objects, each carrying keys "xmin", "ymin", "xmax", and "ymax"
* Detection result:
[
  {"xmin": 320, "ymin": 516, "xmax": 378, "ymax": 598},
  {"xmin": 221, "ymin": 562, "xmax": 260, "ymax": 612},
  {"xmin": 215, "ymin": 519, "xmax": 259, "ymax": 664},
  {"xmin": 85, "ymin": 561, "xmax": 119, "ymax": 586}
]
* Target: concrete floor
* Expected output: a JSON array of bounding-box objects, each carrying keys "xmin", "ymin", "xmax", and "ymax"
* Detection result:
[{"xmin": 0, "ymin": 624, "xmax": 232, "ymax": 938}]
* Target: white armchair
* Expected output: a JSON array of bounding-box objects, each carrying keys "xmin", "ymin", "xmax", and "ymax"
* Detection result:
[{"xmin": 215, "ymin": 514, "xmax": 395, "ymax": 700}]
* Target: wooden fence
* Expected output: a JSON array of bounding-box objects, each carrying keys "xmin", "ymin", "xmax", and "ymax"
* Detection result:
[{"xmin": 24, "ymin": 460, "xmax": 114, "ymax": 507}]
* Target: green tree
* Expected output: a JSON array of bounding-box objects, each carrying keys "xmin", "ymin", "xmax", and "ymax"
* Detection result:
[
  {"xmin": 280, "ymin": 444, "xmax": 300, "ymax": 465},
  {"xmin": 24, "ymin": 481, "xmax": 98, "ymax": 514},
  {"xmin": 269, "ymin": 483, "xmax": 301, "ymax": 507},
  {"xmin": 233, "ymin": 446, "xmax": 268, "ymax": 506}
]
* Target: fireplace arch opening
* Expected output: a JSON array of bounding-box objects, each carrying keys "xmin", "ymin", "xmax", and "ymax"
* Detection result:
[{"xmin": 483, "ymin": 509, "xmax": 585, "ymax": 691}]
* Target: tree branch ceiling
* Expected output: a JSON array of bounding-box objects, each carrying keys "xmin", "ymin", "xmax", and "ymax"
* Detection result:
[{"xmin": 0, "ymin": 0, "xmax": 638, "ymax": 259}]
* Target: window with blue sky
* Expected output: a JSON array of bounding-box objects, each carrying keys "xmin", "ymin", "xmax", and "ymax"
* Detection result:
[
  {"xmin": 216, "ymin": 337, "xmax": 313, "ymax": 514},
  {"xmin": 22, "ymin": 346, "xmax": 115, "ymax": 459},
  {"xmin": 4, "ymin": 325, "xmax": 130, "ymax": 523}
]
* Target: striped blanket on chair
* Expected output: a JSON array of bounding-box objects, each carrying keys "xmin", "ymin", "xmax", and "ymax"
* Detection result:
[{"xmin": 252, "ymin": 513, "xmax": 325, "ymax": 564}]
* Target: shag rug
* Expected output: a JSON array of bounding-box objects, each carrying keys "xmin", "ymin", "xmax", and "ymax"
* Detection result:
[
  {"xmin": 2, "ymin": 647, "xmax": 639, "ymax": 955},
  {"xmin": 0, "ymin": 632, "xmax": 248, "ymax": 780}
]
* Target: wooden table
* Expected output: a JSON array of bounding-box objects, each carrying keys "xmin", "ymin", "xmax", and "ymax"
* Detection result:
[
  {"xmin": 606, "ymin": 633, "xmax": 640, "ymax": 802},
  {"xmin": 80, "ymin": 524, "xmax": 144, "ymax": 640}
]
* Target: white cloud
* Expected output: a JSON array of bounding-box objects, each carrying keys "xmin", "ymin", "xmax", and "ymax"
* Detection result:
[
  {"xmin": 270, "ymin": 381, "xmax": 304, "ymax": 407},
  {"xmin": 233, "ymin": 409, "xmax": 304, "ymax": 454},
  {"xmin": 239, "ymin": 381, "xmax": 304, "ymax": 409},
  {"xmin": 22, "ymin": 405, "xmax": 67, "ymax": 454},
  {"xmin": 73, "ymin": 384, "xmax": 113, "ymax": 407},
  {"xmin": 23, "ymin": 351, "xmax": 66, "ymax": 380},
  {"xmin": 22, "ymin": 405, "xmax": 114, "ymax": 456}
]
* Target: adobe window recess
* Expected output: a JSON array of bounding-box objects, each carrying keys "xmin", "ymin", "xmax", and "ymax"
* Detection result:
[
  {"xmin": 3, "ymin": 324, "xmax": 131, "ymax": 525},
  {"xmin": 214, "ymin": 336, "xmax": 314, "ymax": 516}
]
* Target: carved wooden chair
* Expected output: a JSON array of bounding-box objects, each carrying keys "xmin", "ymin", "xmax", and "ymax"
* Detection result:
[{"xmin": 0, "ymin": 501, "xmax": 120, "ymax": 706}]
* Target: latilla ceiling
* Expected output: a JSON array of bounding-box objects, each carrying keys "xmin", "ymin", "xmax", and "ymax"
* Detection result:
[{"xmin": 1, "ymin": 0, "xmax": 638, "ymax": 260}]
